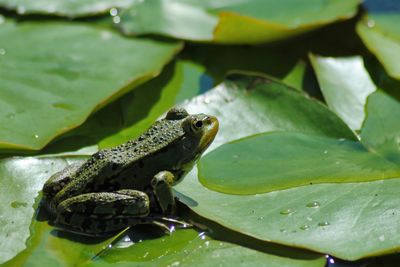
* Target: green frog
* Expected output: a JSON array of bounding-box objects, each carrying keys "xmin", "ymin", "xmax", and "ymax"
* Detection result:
[{"xmin": 42, "ymin": 108, "xmax": 219, "ymax": 236}]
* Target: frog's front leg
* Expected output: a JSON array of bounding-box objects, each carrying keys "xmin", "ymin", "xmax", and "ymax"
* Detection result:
[
  {"xmin": 55, "ymin": 190, "xmax": 150, "ymax": 235},
  {"xmin": 151, "ymin": 171, "xmax": 176, "ymax": 215}
]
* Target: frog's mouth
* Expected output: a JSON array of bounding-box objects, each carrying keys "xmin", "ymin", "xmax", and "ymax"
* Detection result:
[{"xmin": 198, "ymin": 115, "xmax": 219, "ymax": 154}]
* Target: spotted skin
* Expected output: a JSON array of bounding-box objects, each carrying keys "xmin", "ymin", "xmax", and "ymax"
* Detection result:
[{"xmin": 42, "ymin": 107, "xmax": 219, "ymax": 236}]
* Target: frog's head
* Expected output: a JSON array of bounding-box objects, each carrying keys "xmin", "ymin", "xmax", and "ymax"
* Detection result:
[{"xmin": 165, "ymin": 108, "xmax": 219, "ymax": 184}]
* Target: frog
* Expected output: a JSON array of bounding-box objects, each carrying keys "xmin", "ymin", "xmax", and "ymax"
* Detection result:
[{"xmin": 42, "ymin": 107, "xmax": 219, "ymax": 236}]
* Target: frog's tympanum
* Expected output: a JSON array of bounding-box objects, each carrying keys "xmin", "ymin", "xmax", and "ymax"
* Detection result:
[{"xmin": 42, "ymin": 108, "xmax": 219, "ymax": 236}]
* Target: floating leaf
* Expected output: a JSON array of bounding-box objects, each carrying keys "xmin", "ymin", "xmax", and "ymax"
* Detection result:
[
  {"xmin": 361, "ymin": 91, "xmax": 400, "ymax": 164},
  {"xmin": 0, "ymin": 20, "xmax": 181, "ymax": 151},
  {"xmin": 181, "ymin": 73, "xmax": 356, "ymax": 152},
  {"xmin": 174, "ymin": 72, "xmax": 400, "ymax": 260},
  {"xmin": 89, "ymin": 229, "xmax": 325, "ymax": 267},
  {"xmin": 198, "ymin": 132, "xmax": 400, "ymax": 194},
  {"xmin": 357, "ymin": 15, "xmax": 400, "ymax": 79},
  {"xmin": 310, "ymin": 55, "xmax": 376, "ymax": 130},
  {"xmin": 0, "ymin": 0, "xmax": 133, "ymax": 17},
  {"xmin": 177, "ymin": 170, "xmax": 400, "ymax": 260},
  {"xmin": 118, "ymin": 0, "xmax": 360, "ymax": 44}
]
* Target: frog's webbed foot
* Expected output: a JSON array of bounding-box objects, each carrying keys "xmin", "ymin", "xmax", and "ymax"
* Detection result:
[
  {"xmin": 151, "ymin": 171, "xmax": 176, "ymax": 215},
  {"xmin": 55, "ymin": 190, "xmax": 150, "ymax": 236}
]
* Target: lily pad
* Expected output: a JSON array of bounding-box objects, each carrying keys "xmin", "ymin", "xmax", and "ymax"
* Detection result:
[
  {"xmin": 177, "ymin": 170, "xmax": 400, "ymax": 260},
  {"xmin": 174, "ymin": 73, "xmax": 400, "ymax": 260},
  {"xmin": 118, "ymin": 0, "xmax": 360, "ymax": 44},
  {"xmin": 357, "ymin": 15, "xmax": 400, "ymax": 79},
  {"xmin": 310, "ymin": 55, "xmax": 376, "ymax": 130},
  {"xmin": 0, "ymin": 20, "xmax": 181, "ymax": 151},
  {"xmin": 0, "ymin": 156, "xmax": 86, "ymax": 264},
  {"xmin": 0, "ymin": 0, "xmax": 133, "ymax": 17},
  {"xmin": 90, "ymin": 229, "xmax": 325, "ymax": 267},
  {"xmin": 198, "ymin": 132, "xmax": 400, "ymax": 194},
  {"xmin": 180, "ymin": 73, "xmax": 356, "ymax": 152}
]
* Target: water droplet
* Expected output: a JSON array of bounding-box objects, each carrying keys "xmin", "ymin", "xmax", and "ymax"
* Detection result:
[
  {"xmin": 33, "ymin": 134, "xmax": 39, "ymax": 139},
  {"xmin": 306, "ymin": 201, "xmax": 320, "ymax": 208},
  {"xmin": 100, "ymin": 31, "xmax": 112, "ymax": 40},
  {"xmin": 11, "ymin": 201, "xmax": 28, "ymax": 208},
  {"xmin": 203, "ymin": 97, "xmax": 211, "ymax": 104},
  {"xmin": 338, "ymin": 138, "xmax": 346, "ymax": 142},
  {"xmin": 280, "ymin": 208, "xmax": 295, "ymax": 215},
  {"xmin": 367, "ymin": 20, "xmax": 375, "ymax": 28},
  {"xmin": 113, "ymin": 16, "xmax": 121, "ymax": 24},
  {"xmin": 318, "ymin": 221, "xmax": 330, "ymax": 227},
  {"xmin": 0, "ymin": 48, "xmax": 6, "ymax": 55},
  {"xmin": 379, "ymin": 235, "xmax": 385, "ymax": 242},
  {"xmin": 108, "ymin": 244, "xmax": 113, "ymax": 249},
  {"xmin": 306, "ymin": 217, "xmax": 313, "ymax": 221},
  {"xmin": 323, "ymin": 150, "xmax": 328, "ymax": 154},
  {"xmin": 280, "ymin": 229, "xmax": 287, "ymax": 233},
  {"xmin": 17, "ymin": 5, "xmax": 26, "ymax": 14},
  {"xmin": 170, "ymin": 261, "xmax": 180, "ymax": 266},
  {"xmin": 109, "ymin": 7, "xmax": 118, "ymax": 16},
  {"xmin": 169, "ymin": 225, "xmax": 176, "ymax": 233},
  {"xmin": 257, "ymin": 216, "xmax": 264, "ymax": 220},
  {"xmin": 300, "ymin": 224, "xmax": 310, "ymax": 230}
]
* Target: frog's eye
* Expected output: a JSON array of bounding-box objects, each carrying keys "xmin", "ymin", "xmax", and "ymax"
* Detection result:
[{"xmin": 191, "ymin": 119, "xmax": 204, "ymax": 132}]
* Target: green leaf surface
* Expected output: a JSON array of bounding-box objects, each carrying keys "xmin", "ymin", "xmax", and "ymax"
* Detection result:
[
  {"xmin": 118, "ymin": 0, "xmax": 360, "ymax": 44},
  {"xmin": 310, "ymin": 55, "xmax": 376, "ymax": 130},
  {"xmin": 361, "ymin": 91, "xmax": 400, "ymax": 165},
  {"xmin": 0, "ymin": 20, "xmax": 181, "ymax": 151},
  {"xmin": 198, "ymin": 132, "xmax": 400, "ymax": 194},
  {"xmin": 88, "ymin": 229, "xmax": 324, "ymax": 267},
  {"xmin": 0, "ymin": 156, "xmax": 86, "ymax": 264},
  {"xmin": 174, "ymin": 74, "xmax": 400, "ymax": 260},
  {"xmin": 176, "ymin": 171, "xmax": 400, "ymax": 261},
  {"xmin": 181, "ymin": 73, "xmax": 356, "ymax": 152},
  {"xmin": 357, "ymin": 16, "xmax": 400, "ymax": 79},
  {"xmin": 0, "ymin": 0, "xmax": 133, "ymax": 17}
]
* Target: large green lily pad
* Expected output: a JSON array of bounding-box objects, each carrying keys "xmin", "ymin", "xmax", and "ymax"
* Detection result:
[
  {"xmin": 199, "ymin": 131, "xmax": 400, "ymax": 194},
  {"xmin": 0, "ymin": 0, "xmax": 133, "ymax": 17},
  {"xmin": 118, "ymin": 0, "xmax": 360, "ymax": 44},
  {"xmin": 0, "ymin": 20, "xmax": 181, "ymax": 151},
  {"xmin": 174, "ymin": 72, "xmax": 400, "ymax": 260},
  {"xmin": 177, "ymin": 170, "xmax": 400, "ymax": 261}
]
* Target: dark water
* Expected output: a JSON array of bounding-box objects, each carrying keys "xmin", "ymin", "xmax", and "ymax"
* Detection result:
[{"xmin": 364, "ymin": 0, "xmax": 400, "ymax": 12}]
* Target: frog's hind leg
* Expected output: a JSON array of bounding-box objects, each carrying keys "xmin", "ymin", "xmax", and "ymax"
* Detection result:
[{"xmin": 55, "ymin": 190, "xmax": 150, "ymax": 236}]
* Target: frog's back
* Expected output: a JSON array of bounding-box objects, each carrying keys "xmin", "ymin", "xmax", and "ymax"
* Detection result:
[{"xmin": 57, "ymin": 118, "xmax": 186, "ymax": 196}]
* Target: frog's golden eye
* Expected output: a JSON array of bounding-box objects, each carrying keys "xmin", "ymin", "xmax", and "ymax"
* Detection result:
[{"xmin": 191, "ymin": 119, "xmax": 204, "ymax": 132}]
